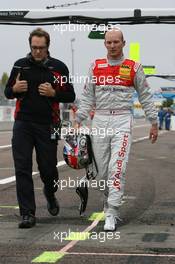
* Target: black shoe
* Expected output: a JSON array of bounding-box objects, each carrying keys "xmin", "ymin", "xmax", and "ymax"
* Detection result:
[
  {"xmin": 18, "ymin": 214, "xmax": 36, "ymax": 229},
  {"xmin": 43, "ymin": 188, "xmax": 59, "ymax": 216}
]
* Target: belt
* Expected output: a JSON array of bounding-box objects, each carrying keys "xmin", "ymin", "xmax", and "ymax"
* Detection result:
[
  {"xmin": 110, "ymin": 110, "xmax": 119, "ymax": 114},
  {"xmin": 95, "ymin": 109, "xmax": 131, "ymax": 115}
]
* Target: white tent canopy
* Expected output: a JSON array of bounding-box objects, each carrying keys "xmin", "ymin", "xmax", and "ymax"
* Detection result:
[{"xmin": 0, "ymin": 8, "xmax": 175, "ymax": 25}]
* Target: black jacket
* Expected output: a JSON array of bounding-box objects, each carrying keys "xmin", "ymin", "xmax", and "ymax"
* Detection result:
[{"xmin": 4, "ymin": 54, "xmax": 75, "ymax": 124}]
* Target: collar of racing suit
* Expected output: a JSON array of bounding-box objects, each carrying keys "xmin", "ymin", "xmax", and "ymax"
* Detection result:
[{"xmin": 107, "ymin": 55, "xmax": 125, "ymax": 66}]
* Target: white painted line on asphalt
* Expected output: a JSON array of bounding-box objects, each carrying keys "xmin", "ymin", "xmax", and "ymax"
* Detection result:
[
  {"xmin": 0, "ymin": 131, "xmax": 167, "ymax": 185},
  {"xmin": 0, "ymin": 144, "xmax": 12, "ymax": 149},
  {"xmin": 0, "ymin": 172, "xmax": 38, "ymax": 185},
  {"xmin": 0, "ymin": 129, "xmax": 167, "ymax": 149},
  {"xmin": 0, "ymin": 176, "xmax": 15, "ymax": 185},
  {"xmin": 133, "ymin": 136, "xmax": 149, "ymax": 143},
  {"xmin": 0, "ymin": 161, "xmax": 66, "ymax": 185},
  {"xmin": 67, "ymin": 252, "xmax": 175, "ymax": 258},
  {"xmin": 0, "ymin": 131, "xmax": 12, "ymax": 134},
  {"xmin": 133, "ymin": 131, "xmax": 167, "ymax": 143},
  {"xmin": 134, "ymin": 124, "xmax": 150, "ymax": 128}
]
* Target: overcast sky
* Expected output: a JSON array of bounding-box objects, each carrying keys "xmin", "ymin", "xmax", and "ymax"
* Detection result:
[{"xmin": 0, "ymin": 0, "xmax": 175, "ymax": 95}]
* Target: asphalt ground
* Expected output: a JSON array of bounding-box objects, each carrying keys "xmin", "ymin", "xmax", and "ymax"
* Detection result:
[{"xmin": 0, "ymin": 119, "xmax": 175, "ymax": 264}]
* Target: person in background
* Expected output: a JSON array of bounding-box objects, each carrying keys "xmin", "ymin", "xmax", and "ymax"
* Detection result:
[
  {"xmin": 165, "ymin": 108, "xmax": 172, "ymax": 130},
  {"xmin": 158, "ymin": 106, "xmax": 165, "ymax": 130}
]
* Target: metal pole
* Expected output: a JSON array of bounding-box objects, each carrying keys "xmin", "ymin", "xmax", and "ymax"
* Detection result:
[{"xmin": 70, "ymin": 38, "xmax": 75, "ymax": 76}]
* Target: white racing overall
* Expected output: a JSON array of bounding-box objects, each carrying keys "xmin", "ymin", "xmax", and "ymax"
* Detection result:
[{"xmin": 76, "ymin": 56, "xmax": 158, "ymax": 216}]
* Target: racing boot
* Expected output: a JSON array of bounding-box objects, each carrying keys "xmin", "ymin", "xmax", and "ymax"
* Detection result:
[{"xmin": 104, "ymin": 214, "xmax": 118, "ymax": 231}]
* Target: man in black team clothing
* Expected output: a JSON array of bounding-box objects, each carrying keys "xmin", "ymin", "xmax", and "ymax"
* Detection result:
[{"xmin": 4, "ymin": 28, "xmax": 75, "ymax": 228}]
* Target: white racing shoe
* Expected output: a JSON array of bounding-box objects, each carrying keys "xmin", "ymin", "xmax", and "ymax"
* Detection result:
[{"xmin": 104, "ymin": 214, "xmax": 117, "ymax": 231}]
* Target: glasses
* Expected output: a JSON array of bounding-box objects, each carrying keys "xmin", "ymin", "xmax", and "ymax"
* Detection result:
[{"xmin": 31, "ymin": 46, "xmax": 47, "ymax": 51}]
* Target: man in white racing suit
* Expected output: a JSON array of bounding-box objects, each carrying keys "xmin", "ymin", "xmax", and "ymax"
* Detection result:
[{"xmin": 75, "ymin": 28, "xmax": 158, "ymax": 231}]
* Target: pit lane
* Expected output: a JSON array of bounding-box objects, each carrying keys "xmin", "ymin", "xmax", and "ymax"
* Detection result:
[{"xmin": 0, "ymin": 119, "xmax": 175, "ymax": 264}]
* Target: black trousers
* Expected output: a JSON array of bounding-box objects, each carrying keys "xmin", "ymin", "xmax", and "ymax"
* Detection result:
[{"xmin": 12, "ymin": 120, "xmax": 59, "ymax": 216}]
